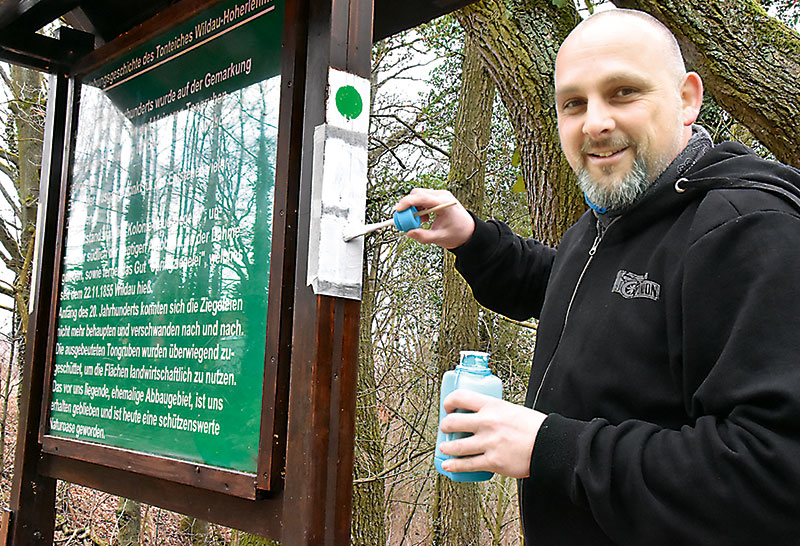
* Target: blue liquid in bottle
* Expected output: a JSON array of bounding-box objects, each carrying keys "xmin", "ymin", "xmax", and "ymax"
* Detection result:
[{"xmin": 434, "ymin": 351, "xmax": 503, "ymax": 482}]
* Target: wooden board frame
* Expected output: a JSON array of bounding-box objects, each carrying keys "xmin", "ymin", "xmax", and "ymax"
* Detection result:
[
  {"xmin": 6, "ymin": 0, "xmax": 373, "ymax": 542},
  {"xmin": 37, "ymin": 0, "xmax": 297, "ymax": 501}
]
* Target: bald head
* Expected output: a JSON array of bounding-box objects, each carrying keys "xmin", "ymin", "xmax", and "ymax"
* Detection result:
[{"xmin": 559, "ymin": 9, "xmax": 687, "ymax": 85}]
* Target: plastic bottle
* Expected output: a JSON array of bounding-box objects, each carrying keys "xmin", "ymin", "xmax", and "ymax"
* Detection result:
[{"xmin": 434, "ymin": 350, "xmax": 503, "ymax": 482}]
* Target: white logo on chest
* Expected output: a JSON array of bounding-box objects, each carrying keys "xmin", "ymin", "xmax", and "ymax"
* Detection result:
[{"xmin": 612, "ymin": 270, "xmax": 661, "ymax": 301}]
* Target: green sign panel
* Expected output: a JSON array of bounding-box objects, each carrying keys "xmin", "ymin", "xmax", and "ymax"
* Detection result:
[
  {"xmin": 49, "ymin": 0, "xmax": 284, "ymax": 473},
  {"xmin": 88, "ymin": 0, "xmax": 284, "ymax": 125}
]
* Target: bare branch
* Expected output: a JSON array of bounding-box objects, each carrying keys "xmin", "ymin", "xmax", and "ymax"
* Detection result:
[
  {"xmin": 352, "ymin": 447, "xmax": 434, "ymax": 485},
  {"xmin": 0, "ymin": 220, "xmax": 22, "ymax": 266},
  {"xmin": 0, "ymin": 148, "xmax": 19, "ymax": 171},
  {"xmin": 0, "ymin": 160, "xmax": 16, "ymax": 181},
  {"xmin": 380, "ymin": 113, "xmax": 451, "ymax": 158},
  {"xmin": 497, "ymin": 314, "xmax": 537, "ymax": 330},
  {"xmin": 14, "ymin": 232, "xmax": 35, "ymax": 333},
  {"xmin": 369, "ymin": 135, "xmax": 408, "ymax": 169},
  {"xmin": 0, "ymin": 178, "xmax": 21, "ymax": 220},
  {"xmin": 0, "ymin": 66, "xmax": 12, "ymax": 90}
]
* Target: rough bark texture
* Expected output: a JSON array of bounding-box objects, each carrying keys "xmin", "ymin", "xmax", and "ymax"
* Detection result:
[
  {"xmin": 8, "ymin": 65, "xmax": 43, "ymax": 335},
  {"xmin": 178, "ymin": 516, "xmax": 210, "ymax": 545},
  {"xmin": 432, "ymin": 31, "xmax": 495, "ymax": 546},
  {"xmin": 113, "ymin": 498, "xmax": 141, "ymax": 546},
  {"xmin": 614, "ymin": 0, "xmax": 800, "ymax": 168},
  {"xmin": 351, "ymin": 247, "xmax": 387, "ymax": 545},
  {"xmin": 456, "ymin": 0, "xmax": 583, "ymax": 245},
  {"xmin": 233, "ymin": 531, "xmax": 279, "ymax": 546}
]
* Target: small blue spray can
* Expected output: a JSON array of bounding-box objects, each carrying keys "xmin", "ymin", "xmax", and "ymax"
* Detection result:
[{"xmin": 434, "ymin": 351, "xmax": 503, "ymax": 482}]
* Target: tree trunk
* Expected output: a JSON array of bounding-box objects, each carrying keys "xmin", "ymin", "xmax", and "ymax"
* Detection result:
[
  {"xmin": 9, "ymin": 65, "xmax": 41, "ymax": 274},
  {"xmin": 113, "ymin": 498, "xmax": 141, "ymax": 546},
  {"xmin": 614, "ymin": 0, "xmax": 800, "ymax": 167},
  {"xmin": 456, "ymin": 0, "xmax": 583, "ymax": 245},
  {"xmin": 351, "ymin": 245, "xmax": 387, "ymax": 544},
  {"xmin": 0, "ymin": 322, "xmax": 15, "ymax": 466},
  {"xmin": 432, "ymin": 30, "xmax": 495, "ymax": 546},
  {"xmin": 8, "ymin": 65, "xmax": 44, "ymax": 339},
  {"xmin": 233, "ymin": 530, "xmax": 280, "ymax": 545},
  {"xmin": 178, "ymin": 516, "xmax": 210, "ymax": 546}
]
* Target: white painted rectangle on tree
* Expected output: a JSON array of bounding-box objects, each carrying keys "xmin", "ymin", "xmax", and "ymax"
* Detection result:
[{"xmin": 307, "ymin": 123, "xmax": 367, "ymax": 300}]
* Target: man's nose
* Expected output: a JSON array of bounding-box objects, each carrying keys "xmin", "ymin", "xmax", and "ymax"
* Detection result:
[{"xmin": 582, "ymin": 100, "xmax": 615, "ymax": 138}]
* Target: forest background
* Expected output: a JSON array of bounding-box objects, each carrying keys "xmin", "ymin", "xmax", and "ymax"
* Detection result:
[{"xmin": 0, "ymin": 0, "xmax": 799, "ymax": 544}]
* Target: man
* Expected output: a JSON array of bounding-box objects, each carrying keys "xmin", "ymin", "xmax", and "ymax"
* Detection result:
[{"xmin": 396, "ymin": 9, "xmax": 800, "ymax": 545}]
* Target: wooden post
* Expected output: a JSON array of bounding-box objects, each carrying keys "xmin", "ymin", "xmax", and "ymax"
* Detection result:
[
  {"xmin": 280, "ymin": 0, "xmax": 373, "ymax": 543},
  {"xmin": 5, "ymin": 28, "xmax": 93, "ymax": 546}
]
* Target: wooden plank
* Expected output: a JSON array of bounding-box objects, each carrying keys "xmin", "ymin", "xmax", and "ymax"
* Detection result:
[
  {"xmin": 0, "ymin": 510, "xmax": 11, "ymax": 546},
  {"xmin": 0, "ymin": 45, "xmax": 56, "ymax": 72},
  {"xmin": 372, "ymin": 0, "xmax": 478, "ymax": 42},
  {"xmin": 329, "ymin": 298, "xmax": 361, "ymax": 543},
  {"xmin": 0, "ymin": 30, "xmax": 92, "ymax": 73},
  {"xmin": 280, "ymin": 0, "xmax": 371, "ymax": 542},
  {"xmin": 279, "ymin": 0, "xmax": 331, "ymax": 522},
  {"xmin": 41, "ymin": 437, "xmax": 258, "ymax": 499},
  {"xmin": 37, "ymin": 32, "xmax": 96, "ymax": 447},
  {"xmin": 39, "ymin": 455, "xmax": 284, "ymax": 539},
  {"xmin": 346, "ymin": 0, "xmax": 373, "ymax": 71},
  {"xmin": 72, "ymin": 0, "xmax": 224, "ymax": 76},
  {"xmin": 0, "ymin": 0, "xmax": 80, "ymax": 37},
  {"xmin": 6, "ymin": 39, "xmax": 78, "ymax": 546},
  {"xmin": 257, "ymin": 0, "xmax": 308, "ymax": 492}
]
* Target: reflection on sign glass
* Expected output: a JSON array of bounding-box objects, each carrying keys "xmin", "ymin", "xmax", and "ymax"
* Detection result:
[{"xmin": 49, "ymin": 0, "xmax": 283, "ymax": 473}]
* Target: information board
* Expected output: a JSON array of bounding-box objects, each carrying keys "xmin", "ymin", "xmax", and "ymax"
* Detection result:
[{"xmin": 47, "ymin": 0, "xmax": 284, "ymax": 474}]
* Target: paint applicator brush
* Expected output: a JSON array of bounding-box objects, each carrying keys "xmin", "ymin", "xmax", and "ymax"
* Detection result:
[{"xmin": 343, "ymin": 201, "xmax": 458, "ymax": 242}]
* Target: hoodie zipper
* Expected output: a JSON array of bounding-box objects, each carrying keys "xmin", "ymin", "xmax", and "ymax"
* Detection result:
[{"xmin": 532, "ymin": 216, "xmax": 620, "ymax": 409}]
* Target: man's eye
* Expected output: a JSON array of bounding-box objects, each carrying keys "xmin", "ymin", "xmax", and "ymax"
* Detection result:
[
  {"xmin": 616, "ymin": 88, "xmax": 637, "ymax": 97},
  {"xmin": 562, "ymin": 99, "xmax": 584, "ymax": 111}
]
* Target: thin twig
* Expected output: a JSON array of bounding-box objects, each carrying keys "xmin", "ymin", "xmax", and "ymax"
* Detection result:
[{"xmin": 353, "ymin": 446, "xmax": 434, "ymax": 484}]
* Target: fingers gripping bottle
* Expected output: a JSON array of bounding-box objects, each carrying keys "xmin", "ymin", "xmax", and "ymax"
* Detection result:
[{"xmin": 434, "ymin": 351, "xmax": 503, "ymax": 482}]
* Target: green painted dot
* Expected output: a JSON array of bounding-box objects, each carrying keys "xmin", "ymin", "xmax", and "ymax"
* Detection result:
[{"xmin": 335, "ymin": 85, "xmax": 363, "ymax": 120}]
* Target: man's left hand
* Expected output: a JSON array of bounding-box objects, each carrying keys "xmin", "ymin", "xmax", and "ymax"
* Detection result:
[{"xmin": 439, "ymin": 390, "xmax": 548, "ymax": 479}]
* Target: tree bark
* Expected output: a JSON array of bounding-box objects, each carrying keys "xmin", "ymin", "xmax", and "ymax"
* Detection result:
[
  {"xmin": 9, "ymin": 65, "xmax": 42, "ymax": 263},
  {"xmin": 178, "ymin": 516, "xmax": 210, "ymax": 546},
  {"xmin": 7, "ymin": 65, "xmax": 44, "ymax": 341},
  {"xmin": 432, "ymin": 30, "xmax": 495, "ymax": 546},
  {"xmin": 113, "ymin": 498, "xmax": 141, "ymax": 546},
  {"xmin": 233, "ymin": 530, "xmax": 279, "ymax": 545},
  {"xmin": 350, "ymin": 242, "xmax": 387, "ymax": 545},
  {"xmin": 614, "ymin": 0, "xmax": 800, "ymax": 167},
  {"xmin": 456, "ymin": 0, "xmax": 583, "ymax": 245}
]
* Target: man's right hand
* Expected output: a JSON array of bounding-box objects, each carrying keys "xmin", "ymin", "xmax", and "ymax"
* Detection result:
[{"xmin": 395, "ymin": 189, "xmax": 475, "ymax": 249}]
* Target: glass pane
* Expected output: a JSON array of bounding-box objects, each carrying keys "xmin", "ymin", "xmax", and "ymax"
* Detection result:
[{"xmin": 49, "ymin": 0, "xmax": 283, "ymax": 474}]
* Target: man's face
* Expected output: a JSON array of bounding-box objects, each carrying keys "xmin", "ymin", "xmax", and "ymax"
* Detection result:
[{"xmin": 555, "ymin": 21, "xmax": 689, "ymax": 206}]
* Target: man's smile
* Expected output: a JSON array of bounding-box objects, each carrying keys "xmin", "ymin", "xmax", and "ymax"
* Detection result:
[
  {"xmin": 588, "ymin": 147, "xmax": 627, "ymax": 158},
  {"xmin": 584, "ymin": 146, "xmax": 631, "ymax": 169}
]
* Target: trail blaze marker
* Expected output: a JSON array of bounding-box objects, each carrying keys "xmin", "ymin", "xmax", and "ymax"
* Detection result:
[{"xmin": 335, "ymin": 85, "xmax": 363, "ymax": 120}]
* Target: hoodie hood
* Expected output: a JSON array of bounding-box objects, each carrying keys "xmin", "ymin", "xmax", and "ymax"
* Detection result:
[
  {"xmin": 680, "ymin": 141, "xmax": 800, "ymax": 208},
  {"xmin": 610, "ymin": 140, "xmax": 800, "ymax": 236}
]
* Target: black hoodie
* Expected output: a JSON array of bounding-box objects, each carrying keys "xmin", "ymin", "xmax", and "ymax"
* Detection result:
[{"xmin": 452, "ymin": 141, "xmax": 800, "ymax": 545}]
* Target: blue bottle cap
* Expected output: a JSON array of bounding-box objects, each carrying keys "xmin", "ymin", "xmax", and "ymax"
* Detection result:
[
  {"xmin": 393, "ymin": 206, "xmax": 421, "ymax": 232},
  {"xmin": 459, "ymin": 351, "xmax": 489, "ymax": 368},
  {"xmin": 457, "ymin": 351, "xmax": 491, "ymax": 375}
]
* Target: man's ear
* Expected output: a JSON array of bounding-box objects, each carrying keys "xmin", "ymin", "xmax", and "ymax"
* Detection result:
[{"xmin": 681, "ymin": 72, "xmax": 704, "ymax": 126}]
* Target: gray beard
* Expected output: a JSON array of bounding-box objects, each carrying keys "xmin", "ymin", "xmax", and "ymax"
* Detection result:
[{"xmin": 578, "ymin": 155, "xmax": 652, "ymax": 211}]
